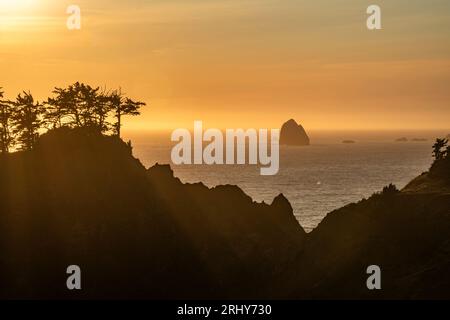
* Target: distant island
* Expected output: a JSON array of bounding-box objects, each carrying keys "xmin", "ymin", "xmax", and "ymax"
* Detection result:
[
  {"xmin": 342, "ymin": 140, "xmax": 356, "ymax": 144},
  {"xmin": 280, "ymin": 119, "xmax": 310, "ymax": 146},
  {"xmin": 396, "ymin": 137, "xmax": 408, "ymax": 142}
]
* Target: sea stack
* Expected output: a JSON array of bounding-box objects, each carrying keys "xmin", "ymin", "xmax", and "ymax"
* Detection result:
[{"xmin": 280, "ymin": 119, "xmax": 310, "ymax": 146}]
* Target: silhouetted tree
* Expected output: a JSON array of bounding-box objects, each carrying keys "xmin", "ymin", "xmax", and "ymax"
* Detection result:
[
  {"xmin": 74, "ymin": 82, "xmax": 99, "ymax": 128},
  {"xmin": 12, "ymin": 91, "xmax": 43, "ymax": 151},
  {"xmin": 432, "ymin": 138, "xmax": 448, "ymax": 161},
  {"xmin": 46, "ymin": 83, "xmax": 110, "ymax": 133},
  {"xmin": 94, "ymin": 89, "xmax": 113, "ymax": 133},
  {"xmin": 109, "ymin": 89, "xmax": 146, "ymax": 137},
  {"xmin": 45, "ymin": 86, "xmax": 76, "ymax": 129},
  {"xmin": 2, "ymin": 83, "xmax": 146, "ymax": 152},
  {"xmin": 0, "ymin": 89, "xmax": 15, "ymax": 154}
]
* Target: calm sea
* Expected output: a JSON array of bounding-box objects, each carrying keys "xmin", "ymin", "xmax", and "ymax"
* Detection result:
[{"xmin": 127, "ymin": 130, "xmax": 446, "ymax": 232}]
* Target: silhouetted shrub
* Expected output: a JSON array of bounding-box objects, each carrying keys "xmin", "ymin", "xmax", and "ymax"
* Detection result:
[{"xmin": 382, "ymin": 183, "xmax": 399, "ymax": 195}]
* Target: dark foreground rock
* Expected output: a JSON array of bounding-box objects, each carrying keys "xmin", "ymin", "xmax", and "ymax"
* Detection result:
[
  {"xmin": 0, "ymin": 127, "xmax": 449, "ymax": 299},
  {"xmin": 0, "ymin": 127, "xmax": 305, "ymax": 299}
]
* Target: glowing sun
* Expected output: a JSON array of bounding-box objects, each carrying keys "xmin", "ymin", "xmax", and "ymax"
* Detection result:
[{"xmin": 0, "ymin": 0, "xmax": 34, "ymax": 12}]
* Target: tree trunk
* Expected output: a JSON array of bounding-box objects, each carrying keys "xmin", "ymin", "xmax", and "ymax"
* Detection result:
[{"xmin": 117, "ymin": 109, "xmax": 121, "ymax": 137}]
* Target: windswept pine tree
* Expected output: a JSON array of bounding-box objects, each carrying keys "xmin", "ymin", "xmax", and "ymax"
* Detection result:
[
  {"xmin": 77, "ymin": 82, "xmax": 101, "ymax": 128},
  {"xmin": 45, "ymin": 86, "xmax": 75, "ymax": 129},
  {"xmin": 432, "ymin": 138, "xmax": 448, "ymax": 161},
  {"xmin": 45, "ymin": 82, "xmax": 103, "ymax": 130},
  {"xmin": 12, "ymin": 91, "xmax": 44, "ymax": 151},
  {"xmin": 95, "ymin": 89, "xmax": 113, "ymax": 133},
  {"xmin": 2, "ymin": 83, "xmax": 147, "ymax": 152},
  {"xmin": 0, "ymin": 88, "xmax": 15, "ymax": 154},
  {"xmin": 109, "ymin": 89, "xmax": 146, "ymax": 137}
]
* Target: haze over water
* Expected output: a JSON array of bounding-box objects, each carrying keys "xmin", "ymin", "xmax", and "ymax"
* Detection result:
[{"xmin": 128, "ymin": 130, "xmax": 445, "ymax": 232}]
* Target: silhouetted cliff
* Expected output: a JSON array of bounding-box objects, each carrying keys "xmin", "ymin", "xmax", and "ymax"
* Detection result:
[
  {"xmin": 280, "ymin": 119, "xmax": 310, "ymax": 146},
  {"xmin": 0, "ymin": 127, "xmax": 305, "ymax": 299},
  {"xmin": 0, "ymin": 127, "xmax": 449, "ymax": 299},
  {"xmin": 290, "ymin": 154, "xmax": 450, "ymax": 299}
]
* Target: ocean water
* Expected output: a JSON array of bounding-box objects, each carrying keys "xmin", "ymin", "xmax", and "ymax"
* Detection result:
[{"xmin": 128, "ymin": 131, "xmax": 442, "ymax": 232}]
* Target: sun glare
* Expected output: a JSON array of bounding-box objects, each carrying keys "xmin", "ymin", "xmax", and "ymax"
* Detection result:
[
  {"xmin": 0, "ymin": 0, "xmax": 34, "ymax": 12},
  {"xmin": 0, "ymin": 0, "xmax": 36, "ymax": 29}
]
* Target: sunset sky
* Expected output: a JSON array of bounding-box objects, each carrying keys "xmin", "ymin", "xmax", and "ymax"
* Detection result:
[{"xmin": 1, "ymin": 0, "xmax": 449, "ymax": 131}]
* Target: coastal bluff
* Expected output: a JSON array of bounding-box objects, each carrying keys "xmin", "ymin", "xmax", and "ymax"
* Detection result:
[{"xmin": 0, "ymin": 127, "xmax": 449, "ymax": 299}]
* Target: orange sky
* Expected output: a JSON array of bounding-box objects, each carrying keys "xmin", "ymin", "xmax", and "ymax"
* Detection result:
[{"xmin": 1, "ymin": 0, "xmax": 449, "ymax": 131}]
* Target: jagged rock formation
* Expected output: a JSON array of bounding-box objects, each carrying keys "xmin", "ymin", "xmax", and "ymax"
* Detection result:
[
  {"xmin": 0, "ymin": 127, "xmax": 449, "ymax": 299},
  {"xmin": 280, "ymin": 119, "xmax": 310, "ymax": 146}
]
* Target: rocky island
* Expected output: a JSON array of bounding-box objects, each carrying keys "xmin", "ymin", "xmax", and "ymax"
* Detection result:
[{"xmin": 280, "ymin": 119, "xmax": 310, "ymax": 146}]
